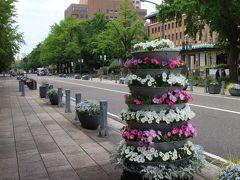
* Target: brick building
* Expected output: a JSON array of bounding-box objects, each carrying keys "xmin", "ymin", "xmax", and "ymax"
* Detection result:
[{"xmin": 64, "ymin": 0, "xmax": 147, "ymax": 21}]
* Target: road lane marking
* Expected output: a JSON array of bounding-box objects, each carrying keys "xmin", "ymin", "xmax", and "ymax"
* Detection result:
[
  {"xmin": 189, "ymin": 103, "xmax": 240, "ymax": 115},
  {"xmin": 45, "ymin": 78, "xmax": 240, "ymax": 115}
]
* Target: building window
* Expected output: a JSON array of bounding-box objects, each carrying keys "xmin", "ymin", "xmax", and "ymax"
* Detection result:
[
  {"xmin": 172, "ymin": 34, "xmax": 174, "ymax": 40},
  {"xmin": 184, "ymin": 19, "xmax": 187, "ymax": 26},
  {"xmin": 180, "ymin": 32, "xmax": 182, "ymax": 39},
  {"xmin": 161, "ymin": 25, "xmax": 164, "ymax": 31},
  {"xmin": 158, "ymin": 26, "xmax": 160, "ymax": 32},
  {"xmin": 168, "ymin": 24, "xmax": 170, "ymax": 29},
  {"xmin": 155, "ymin": 27, "xmax": 157, "ymax": 33},
  {"xmin": 165, "ymin": 35, "xmax": 167, "ymax": 39},
  {"xmin": 179, "ymin": 21, "xmax": 182, "ymax": 27},
  {"xmin": 176, "ymin": 33, "xmax": 178, "ymax": 40},
  {"xmin": 165, "ymin": 24, "xmax": 167, "ymax": 30},
  {"xmin": 172, "ymin": 22, "xmax": 174, "ymax": 28},
  {"xmin": 175, "ymin": 22, "xmax": 178, "ymax": 28},
  {"xmin": 152, "ymin": 28, "xmax": 154, "ymax": 34},
  {"xmin": 168, "ymin": 35, "xmax": 170, "ymax": 39}
]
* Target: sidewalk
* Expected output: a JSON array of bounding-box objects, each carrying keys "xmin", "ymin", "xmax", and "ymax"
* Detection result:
[{"xmin": 0, "ymin": 78, "xmax": 221, "ymax": 180}]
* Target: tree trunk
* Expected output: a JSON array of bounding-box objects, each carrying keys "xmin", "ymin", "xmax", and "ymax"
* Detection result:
[
  {"xmin": 227, "ymin": 44, "xmax": 239, "ymax": 82},
  {"xmin": 69, "ymin": 62, "xmax": 72, "ymax": 73},
  {"xmin": 60, "ymin": 64, "xmax": 63, "ymax": 73},
  {"xmin": 57, "ymin": 64, "xmax": 59, "ymax": 73}
]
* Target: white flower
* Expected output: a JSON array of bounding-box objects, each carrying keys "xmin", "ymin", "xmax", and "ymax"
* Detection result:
[
  {"xmin": 162, "ymin": 153, "xmax": 170, "ymax": 161},
  {"xmin": 147, "ymin": 81, "xmax": 152, "ymax": 87}
]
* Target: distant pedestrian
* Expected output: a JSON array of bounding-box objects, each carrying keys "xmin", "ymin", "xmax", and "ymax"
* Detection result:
[{"xmin": 215, "ymin": 69, "xmax": 220, "ymax": 81}]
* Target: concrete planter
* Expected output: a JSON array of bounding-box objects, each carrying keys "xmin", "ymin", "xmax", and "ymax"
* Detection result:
[
  {"xmin": 49, "ymin": 94, "xmax": 58, "ymax": 105},
  {"xmin": 208, "ymin": 84, "xmax": 220, "ymax": 94},
  {"xmin": 39, "ymin": 86, "xmax": 47, "ymax": 98},
  {"xmin": 77, "ymin": 113, "xmax": 100, "ymax": 130}
]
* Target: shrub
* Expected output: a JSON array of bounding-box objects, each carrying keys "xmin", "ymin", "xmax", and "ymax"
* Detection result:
[{"xmin": 47, "ymin": 89, "xmax": 57, "ymax": 96}]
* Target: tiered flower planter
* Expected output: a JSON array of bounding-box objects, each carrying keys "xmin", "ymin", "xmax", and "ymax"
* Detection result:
[{"xmin": 112, "ymin": 50, "xmax": 205, "ymax": 180}]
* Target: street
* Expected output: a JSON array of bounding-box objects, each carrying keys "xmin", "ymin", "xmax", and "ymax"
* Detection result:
[{"xmin": 31, "ymin": 75, "xmax": 240, "ymax": 160}]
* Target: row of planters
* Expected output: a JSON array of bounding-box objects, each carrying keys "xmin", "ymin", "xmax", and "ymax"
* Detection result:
[
  {"xmin": 17, "ymin": 76, "xmax": 37, "ymax": 90},
  {"xmin": 39, "ymin": 84, "xmax": 101, "ymax": 130},
  {"xmin": 207, "ymin": 80, "xmax": 240, "ymax": 96}
]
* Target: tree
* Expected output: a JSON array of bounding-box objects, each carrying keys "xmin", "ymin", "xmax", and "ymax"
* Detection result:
[
  {"xmin": 27, "ymin": 43, "xmax": 43, "ymax": 70},
  {"xmin": 0, "ymin": 0, "xmax": 24, "ymax": 72},
  {"xmin": 157, "ymin": 0, "xmax": 240, "ymax": 82},
  {"xmin": 109, "ymin": 0, "xmax": 145, "ymax": 59}
]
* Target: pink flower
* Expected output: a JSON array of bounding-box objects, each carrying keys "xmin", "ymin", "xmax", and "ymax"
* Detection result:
[
  {"xmin": 149, "ymin": 129, "xmax": 157, "ymax": 138},
  {"xmin": 123, "ymin": 61, "xmax": 129, "ymax": 68},
  {"xmin": 138, "ymin": 141, "xmax": 144, "ymax": 146},
  {"xmin": 131, "ymin": 129, "xmax": 138, "ymax": 135},
  {"xmin": 152, "ymin": 98, "xmax": 160, "ymax": 104},
  {"xmin": 166, "ymin": 99, "xmax": 174, "ymax": 107},
  {"xmin": 184, "ymin": 131, "xmax": 191, "ymax": 137},
  {"xmin": 169, "ymin": 61, "xmax": 176, "ymax": 69},
  {"xmin": 134, "ymin": 99, "xmax": 142, "ymax": 105},
  {"xmin": 169, "ymin": 94, "xmax": 177, "ymax": 103},
  {"xmin": 129, "ymin": 134, "xmax": 135, "ymax": 140},
  {"xmin": 157, "ymin": 131, "xmax": 162, "ymax": 136},
  {"xmin": 172, "ymin": 128, "xmax": 179, "ymax": 135},
  {"xmin": 147, "ymin": 136, "xmax": 153, "ymax": 143},
  {"xmin": 151, "ymin": 58, "xmax": 160, "ymax": 65},
  {"xmin": 162, "ymin": 61, "xmax": 168, "ymax": 67},
  {"xmin": 137, "ymin": 131, "xmax": 144, "ymax": 139},
  {"xmin": 132, "ymin": 59, "xmax": 138, "ymax": 65},
  {"xmin": 143, "ymin": 57, "xmax": 149, "ymax": 64}
]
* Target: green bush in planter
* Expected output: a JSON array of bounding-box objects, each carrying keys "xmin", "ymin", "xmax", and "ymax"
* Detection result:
[
  {"xmin": 48, "ymin": 89, "xmax": 58, "ymax": 105},
  {"xmin": 75, "ymin": 100, "xmax": 100, "ymax": 130}
]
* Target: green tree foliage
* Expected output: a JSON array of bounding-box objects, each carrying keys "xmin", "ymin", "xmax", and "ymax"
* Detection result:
[
  {"xmin": 39, "ymin": 17, "xmax": 86, "ymax": 73},
  {"xmin": 27, "ymin": 43, "xmax": 43, "ymax": 70},
  {"xmin": 157, "ymin": 0, "xmax": 240, "ymax": 82},
  {"xmin": 0, "ymin": 0, "xmax": 24, "ymax": 71},
  {"xmin": 109, "ymin": 0, "xmax": 145, "ymax": 59}
]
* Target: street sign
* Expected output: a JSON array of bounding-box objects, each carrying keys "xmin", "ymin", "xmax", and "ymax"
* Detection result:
[{"xmin": 23, "ymin": 57, "xmax": 28, "ymax": 63}]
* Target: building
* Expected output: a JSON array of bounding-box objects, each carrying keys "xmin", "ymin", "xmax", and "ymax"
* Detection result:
[
  {"xmin": 145, "ymin": 11, "xmax": 225, "ymax": 73},
  {"xmin": 145, "ymin": 11, "xmax": 218, "ymax": 47},
  {"xmin": 64, "ymin": 0, "xmax": 147, "ymax": 21}
]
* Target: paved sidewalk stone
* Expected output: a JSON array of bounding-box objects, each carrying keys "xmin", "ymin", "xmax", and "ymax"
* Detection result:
[{"xmin": 0, "ymin": 78, "xmax": 221, "ymax": 180}]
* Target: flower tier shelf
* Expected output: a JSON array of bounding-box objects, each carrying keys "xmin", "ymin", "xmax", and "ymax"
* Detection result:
[{"xmin": 111, "ymin": 40, "xmax": 205, "ymax": 180}]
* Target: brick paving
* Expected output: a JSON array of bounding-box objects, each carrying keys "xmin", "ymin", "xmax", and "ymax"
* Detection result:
[{"xmin": 0, "ymin": 77, "xmax": 220, "ymax": 180}]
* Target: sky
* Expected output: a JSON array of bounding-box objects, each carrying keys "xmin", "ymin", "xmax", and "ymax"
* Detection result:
[{"xmin": 15, "ymin": 0, "xmax": 160, "ymax": 56}]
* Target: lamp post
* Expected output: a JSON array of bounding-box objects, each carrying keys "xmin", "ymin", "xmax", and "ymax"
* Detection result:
[
  {"xmin": 182, "ymin": 34, "xmax": 192, "ymax": 75},
  {"xmin": 99, "ymin": 51, "xmax": 106, "ymax": 68},
  {"xmin": 78, "ymin": 59, "xmax": 84, "ymax": 76}
]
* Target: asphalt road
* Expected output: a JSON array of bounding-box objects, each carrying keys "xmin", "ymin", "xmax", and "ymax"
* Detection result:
[{"xmin": 31, "ymin": 75, "xmax": 240, "ymax": 160}]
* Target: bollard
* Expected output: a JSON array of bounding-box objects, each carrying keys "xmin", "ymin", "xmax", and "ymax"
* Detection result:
[
  {"xmin": 204, "ymin": 80, "xmax": 208, "ymax": 93},
  {"xmin": 220, "ymin": 81, "xmax": 225, "ymax": 95},
  {"xmin": 58, "ymin": 88, "xmax": 63, "ymax": 107},
  {"xmin": 75, "ymin": 93, "xmax": 81, "ymax": 121},
  {"xmin": 188, "ymin": 80, "xmax": 193, "ymax": 91},
  {"xmin": 90, "ymin": 75, "xmax": 93, "ymax": 80},
  {"xmin": 115, "ymin": 75, "xmax": 118, "ymax": 83},
  {"xmin": 65, "ymin": 89, "xmax": 71, "ymax": 113},
  {"xmin": 49, "ymin": 85, "xmax": 53, "ymax": 90},
  {"xmin": 19, "ymin": 81, "xmax": 21, "ymax": 92},
  {"xmin": 99, "ymin": 100, "xmax": 108, "ymax": 137},
  {"xmin": 100, "ymin": 75, "xmax": 102, "ymax": 82},
  {"xmin": 21, "ymin": 81, "xmax": 25, "ymax": 96}
]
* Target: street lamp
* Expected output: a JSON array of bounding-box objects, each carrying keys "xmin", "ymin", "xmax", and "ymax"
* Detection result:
[
  {"xmin": 99, "ymin": 51, "xmax": 106, "ymax": 68},
  {"xmin": 78, "ymin": 58, "xmax": 84, "ymax": 76},
  {"xmin": 182, "ymin": 34, "xmax": 192, "ymax": 74},
  {"xmin": 140, "ymin": 0, "xmax": 158, "ymax": 6}
]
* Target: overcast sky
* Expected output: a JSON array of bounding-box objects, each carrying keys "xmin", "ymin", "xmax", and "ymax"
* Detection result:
[{"xmin": 15, "ymin": 0, "xmax": 160, "ymax": 56}]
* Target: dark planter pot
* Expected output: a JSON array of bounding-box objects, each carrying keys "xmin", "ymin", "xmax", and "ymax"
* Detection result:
[
  {"xmin": 77, "ymin": 113, "xmax": 100, "ymax": 130},
  {"xmin": 132, "ymin": 50, "xmax": 180, "ymax": 61},
  {"xmin": 28, "ymin": 80, "xmax": 37, "ymax": 90},
  {"xmin": 121, "ymin": 169, "xmax": 193, "ymax": 180},
  {"xmin": 129, "ymin": 86, "xmax": 183, "ymax": 97},
  {"xmin": 127, "ymin": 121, "xmax": 189, "ymax": 134},
  {"xmin": 208, "ymin": 84, "xmax": 220, "ymax": 94},
  {"xmin": 129, "ymin": 68, "xmax": 183, "ymax": 77},
  {"xmin": 128, "ymin": 103, "xmax": 185, "ymax": 112},
  {"xmin": 39, "ymin": 86, "xmax": 47, "ymax": 98},
  {"xmin": 229, "ymin": 89, "xmax": 240, "ymax": 96},
  {"xmin": 126, "ymin": 139, "xmax": 187, "ymax": 152},
  {"xmin": 49, "ymin": 94, "xmax": 58, "ymax": 105}
]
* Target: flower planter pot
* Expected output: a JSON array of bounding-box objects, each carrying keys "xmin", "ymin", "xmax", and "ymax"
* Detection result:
[
  {"xmin": 49, "ymin": 94, "xmax": 58, "ymax": 105},
  {"xmin": 208, "ymin": 84, "xmax": 220, "ymax": 94},
  {"xmin": 39, "ymin": 86, "xmax": 47, "ymax": 98},
  {"xmin": 126, "ymin": 139, "xmax": 187, "ymax": 152},
  {"xmin": 128, "ymin": 103, "xmax": 185, "ymax": 112},
  {"xmin": 77, "ymin": 113, "xmax": 100, "ymax": 130},
  {"xmin": 132, "ymin": 50, "xmax": 180, "ymax": 61},
  {"xmin": 229, "ymin": 89, "xmax": 240, "ymax": 96},
  {"xmin": 121, "ymin": 169, "xmax": 193, "ymax": 180},
  {"xmin": 127, "ymin": 121, "xmax": 189, "ymax": 134},
  {"xmin": 129, "ymin": 68, "xmax": 183, "ymax": 76},
  {"xmin": 28, "ymin": 80, "xmax": 37, "ymax": 90},
  {"xmin": 129, "ymin": 86, "xmax": 183, "ymax": 97}
]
